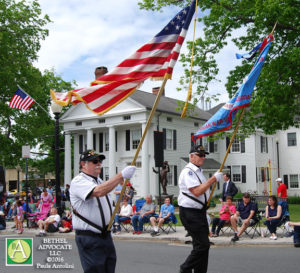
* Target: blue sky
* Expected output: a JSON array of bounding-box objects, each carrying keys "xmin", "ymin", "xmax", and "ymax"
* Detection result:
[{"xmin": 35, "ymin": 0, "xmax": 241, "ymax": 108}]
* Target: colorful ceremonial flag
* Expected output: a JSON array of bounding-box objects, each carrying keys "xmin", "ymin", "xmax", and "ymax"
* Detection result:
[
  {"xmin": 51, "ymin": 0, "xmax": 197, "ymax": 115},
  {"xmin": 192, "ymin": 34, "xmax": 274, "ymax": 141},
  {"xmin": 9, "ymin": 88, "xmax": 35, "ymax": 110}
]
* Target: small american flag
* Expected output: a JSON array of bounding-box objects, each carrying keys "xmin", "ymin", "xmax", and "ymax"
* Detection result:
[
  {"xmin": 51, "ymin": 0, "xmax": 196, "ymax": 115},
  {"xmin": 9, "ymin": 88, "xmax": 35, "ymax": 110}
]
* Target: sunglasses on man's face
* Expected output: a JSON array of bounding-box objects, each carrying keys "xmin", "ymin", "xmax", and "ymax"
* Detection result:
[
  {"xmin": 91, "ymin": 159, "xmax": 102, "ymax": 164},
  {"xmin": 194, "ymin": 153, "xmax": 206, "ymax": 158}
]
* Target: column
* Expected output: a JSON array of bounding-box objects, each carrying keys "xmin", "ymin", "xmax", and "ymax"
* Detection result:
[
  {"xmin": 73, "ymin": 134, "xmax": 79, "ymax": 176},
  {"xmin": 64, "ymin": 133, "xmax": 72, "ymax": 186},
  {"xmin": 87, "ymin": 129, "xmax": 93, "ymax": 150},
  {"xmin": 108, "ymin": 126, "xmax": 116, "ymax": 179},
  {"xmin": 141, "ymin": 122, "xmax": 149, "ymax": 196}
]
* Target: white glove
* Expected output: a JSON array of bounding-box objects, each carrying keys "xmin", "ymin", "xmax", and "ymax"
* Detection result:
[
  {"xmin": 214, "ymin": 172, "xmax": 223, "ymax": 182},
  {"xmin": 121, "ymin": 166, "xmax": 137, "ymax": 179}
]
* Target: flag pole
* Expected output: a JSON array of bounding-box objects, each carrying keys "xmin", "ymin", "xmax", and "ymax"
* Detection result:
[
  {"xmin": 107, "ymin": 77, "xmax": 168, "ymax": 231},
  {"xmin": 17, "ymin": 85, "xmax": 52, "ymax": 118},
  {"xmin": 207, "ymin": 107, "xmax": 246, "ymax": 206}
]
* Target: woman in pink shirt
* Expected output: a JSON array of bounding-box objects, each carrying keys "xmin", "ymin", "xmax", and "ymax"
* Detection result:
[
  {"xmin": 211, "ymin": 196, "xmax": 236, "ymax": 237},
  {"xmin": 38, "ymin": 188, "xmax": 52, "ymax": 211}
]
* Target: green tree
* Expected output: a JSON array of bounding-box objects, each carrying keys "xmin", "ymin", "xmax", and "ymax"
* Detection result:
[
  {"xmin": 138, "ymin": 0, "xmax": 300, "ymax": 134},
  {"xmin": 0, "ymin": 0, "xmax": 74, "ymax": 178}
]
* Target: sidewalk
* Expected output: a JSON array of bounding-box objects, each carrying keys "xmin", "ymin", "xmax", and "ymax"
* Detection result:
[{"xmin": 0, "ymin": 220, "xmax": 294, "ymax": 246}]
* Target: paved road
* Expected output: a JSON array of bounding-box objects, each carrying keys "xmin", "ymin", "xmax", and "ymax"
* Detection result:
[{"xmin": 0, "ymin": 237, "xmax": 298, "ymax": 273}]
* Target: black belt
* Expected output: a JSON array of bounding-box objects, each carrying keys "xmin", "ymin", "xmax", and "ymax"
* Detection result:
[{"xmin": 75, "ymin": 230, "xmax": 109, "ymax": 238}]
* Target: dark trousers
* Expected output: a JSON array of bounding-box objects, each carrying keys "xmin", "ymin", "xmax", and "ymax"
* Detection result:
[
  {"xmin": 75, "ymin": 234, "xmax": 116, "ymax": 273},
  {"xmin": 211, "ymin": 218, "xmax": 227, "ymax": 235},
  {"xmin": 265, "ymin": 219, "xmax": 281, "ymax": 234},
  {"xmin": 179, "ymin": 206, "xmax": 210, "ymax": 273},
  {"xmin": 294, "ymin": 226, "xmax": 300, "ymax": 247}
]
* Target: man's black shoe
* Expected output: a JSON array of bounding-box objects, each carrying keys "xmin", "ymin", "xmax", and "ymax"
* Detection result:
[{"xmin": 231, "ymin": 235, "xmax": 239, "ymax": 242}]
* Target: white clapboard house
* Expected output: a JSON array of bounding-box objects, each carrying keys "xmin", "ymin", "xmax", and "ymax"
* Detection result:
[{"xmin": 60, "ymin": 89, "xmax": 300, "ymax": 198}]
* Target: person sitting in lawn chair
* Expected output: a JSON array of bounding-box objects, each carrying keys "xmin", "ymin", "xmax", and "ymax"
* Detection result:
[
  {"xmin": 211, "ymin": 196, "xmax": 236, "ymax": 237},
  {"xmin": 113, "ymin": 197, "xmax": 133, "ymax": 234},
  {"xmin": 231, "ymin": 192, "xmax": 257, "ymax": 242},
  {"xmin": 131, "ymin": 195, "xmax": 156, "ymax": 235},
  {"xmin": 150, "ymin": 197, "xmax": 175, "ymax": 237}
]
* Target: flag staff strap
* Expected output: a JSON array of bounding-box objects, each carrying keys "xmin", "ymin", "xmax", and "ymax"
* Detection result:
[
  {"xmin": 107, "ymin": 77, "xmax": 168, "ymax": 231},
  {"xmin": 17, "ymin": 84, "xmax": 52, "ymax": 118},
  {"xmin": 207, "ymin": 107, "xmax": 246, "ymax": 206}
]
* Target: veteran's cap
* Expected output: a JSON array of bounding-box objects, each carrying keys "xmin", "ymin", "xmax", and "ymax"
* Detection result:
[
  {"xmin": 189, "ymin": 145, "xmax": 209, "ymax": 155},
  {"xmin": 80, "ymin": 149, "xmax": 106, "ymax": 161}
]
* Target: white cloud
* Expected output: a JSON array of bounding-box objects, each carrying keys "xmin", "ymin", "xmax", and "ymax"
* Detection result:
[{"xmin": 35, "ymin": 0, "xmax": 245, "ymax": 108}]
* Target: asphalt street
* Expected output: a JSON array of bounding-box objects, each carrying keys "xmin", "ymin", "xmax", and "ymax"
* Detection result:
[{"xmin": 0, "ymin": 237, "xmax": 298, "ymax": 273}]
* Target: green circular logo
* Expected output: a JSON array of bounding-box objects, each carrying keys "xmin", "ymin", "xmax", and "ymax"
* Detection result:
[{"xmin": 8, "ymin": 240, "xmax": 31, "ymax": 263}]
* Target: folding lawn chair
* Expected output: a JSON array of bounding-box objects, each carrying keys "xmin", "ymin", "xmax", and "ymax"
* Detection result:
[
  {"xmin": 244, "ymin": 203, "xmax": 262, "ymax": 239},
  {"xmin": 161, "ymin": 214, "xmax": 177, "ymax": 234}
]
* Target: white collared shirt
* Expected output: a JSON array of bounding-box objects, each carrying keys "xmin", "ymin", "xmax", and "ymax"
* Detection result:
[
  {"xmin": 70, "ymin": 172, "xmax": 113, "ymax": 233},
  {"xmin": 178, "ymin": 162, "xmax": 210, "ymax": 209}
]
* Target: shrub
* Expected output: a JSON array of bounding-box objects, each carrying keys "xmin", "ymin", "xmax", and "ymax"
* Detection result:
[{"xmin": 288, "ymin": 196, "xmax": 300, "ymax": 204}]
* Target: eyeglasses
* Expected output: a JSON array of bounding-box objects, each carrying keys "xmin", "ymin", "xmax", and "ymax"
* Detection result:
[
  {"xmin": 91, "ymin": 159, "xmax": 102, "ymax": 164},
  {"xmin": 194, "ymin": 153, "xmax": 206, "ymax": 158}
]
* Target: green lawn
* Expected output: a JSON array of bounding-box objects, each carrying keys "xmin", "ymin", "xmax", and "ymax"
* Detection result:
[
  {"xmin": 174, "ymin": 204, "xmax": 300, "ymax": 226},
  {"xmin": 289, "ymin": 204, "xmax": 300, "ymax": 222}
]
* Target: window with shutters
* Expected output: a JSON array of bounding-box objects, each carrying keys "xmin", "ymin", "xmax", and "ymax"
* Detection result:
[
  {"xmin": 203, "ymin": 137, "xmax": 208, "ymax": 152},
  {"xmin": 166, "ymin": 129, "xmax": 173, "ymax": 150},
  {"xmin": 289, "ymin": 174, "xmax": 299, "ymax": 188},
  {"xmin": 104, "ymin": 132, "xmax": 109, "ymax": 151},
  {"xmin": 166, "ymin": 165, "xmax": 177, "ymax": 186},
  {"xmin": 231, "ymin": 138, "xmax": 240, "ymax": 153},
  {"xmin": 287, "ymin": 133, "xmax": 297, "ymax": 146},
  {"xmin": 232, "ymin": 165, "xmax": 241, "ymax": 182},
  {"xmin": 257, "ymin": 167, "xmax": 268, "ymax": 182},
  {"xmin": 232, "ymin": 165, "xmax": 246, "ymax": 183},
  {"xmin": 261, "ymin": 136, "xmax": 268, "ymax": 153},
  {"xmin": 132, "ymin": 129, "xmax": 141, "ymax": 149},
  {"xmin": 104, "ymin": 167, "xmax": 109, "ymax": 180}
]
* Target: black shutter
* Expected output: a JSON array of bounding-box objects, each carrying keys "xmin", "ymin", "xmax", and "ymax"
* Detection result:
[
  {"xmin": 283, "ymin": 175, "xmax": 289, "ymax": 189},
  {"xmin": 163, "ymin": 128, "xmax": 166, "ymax": 149},
  {"xmin": 79, "ymin": 135, "xmax": 83, "ymax": 154},
  {"xmin": 261, "ymin": 168, "xmax": 265, "ymax": 183},
  {"xmin": 226, "ymin": 137, "xmax": 230, "ymax": 153},
  {"xmin": 174, "ymin": 165, "xmax": 178, "ymax": 186},
  {"xmin": 99, "ymin": 133, "xmax": 103, "ymax": 153},
  {"xmin": 93, "ymin": 134, "xmax": 96, "ymax": 150},
  {"xmin": 256, "ymin": 167, "xmax": 258, "ymax": 183},
  {"xmin": 266, "ymin": 137, "xmax": 268, "ymax": 153},
  {"xmin": 241, "ymin": 139, "xmax": 245, "ymax": 153},
  {"xmin": 209, "ymin": 137, "xmax": 214, "ymax": 153},
  {"xmin": 199, "ymin": 138, "xmax": 203, "ymax": 146},
  {"xmin": 191, "ymin": 133, "xmax": 195, "ymax": 148},
  {"xmin": 260, "ymin": 136, "xmax": 263, "ymax": 153},
  {"xmin": 115, "ymin": 131, "xmax": 118, "ymax": 152},
  {"xmin": 173, "ymin": 130, "xmax": 177, "ymax": 150},
  {"xmin": 126, "ymin": 130, "xmax": 130, "ymax": 151},
  {"xmin": 242, "ymin": 165, "xmax": 246, "ymax": 183}
]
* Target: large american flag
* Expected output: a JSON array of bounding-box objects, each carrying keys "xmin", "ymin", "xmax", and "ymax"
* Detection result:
[
  {"xmin": 51, "ymin": 0, "xmax": 196, "ymax": 115},
  {"xmin": 9, "ymin": 88, "xmax": 35, "ymax": 110}
]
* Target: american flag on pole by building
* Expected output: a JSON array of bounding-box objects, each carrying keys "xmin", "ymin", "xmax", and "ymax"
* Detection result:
[
  {"xmin": 9, "ymin": 88, "xmax": 35, "ymax": 110},
  {"xmin": 51, "ymin": 0, "xmax": 196, "ymax": 115}
]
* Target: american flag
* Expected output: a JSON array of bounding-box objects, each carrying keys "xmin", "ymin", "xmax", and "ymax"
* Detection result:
[
  {"xmin": 9, "ymin": 88, "xmax": 35, "ymax": 110},
  {"xmin": 51, "ymin": 0, "xmax": 196, "ymax": 115}
]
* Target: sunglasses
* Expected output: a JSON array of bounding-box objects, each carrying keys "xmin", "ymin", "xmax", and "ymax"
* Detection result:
[
  {"xmin": 194, "ymin": 153, "xmax": 206, "ymax": 158},
  {"xmin": 91, "ymin": 159, "xmax": 102, "ymax": 164}
]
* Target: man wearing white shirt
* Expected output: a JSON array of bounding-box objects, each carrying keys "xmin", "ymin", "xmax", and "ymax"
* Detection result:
[{"xmin": 178, "ymin": 145, "xmax": 222, "ymax": 273}]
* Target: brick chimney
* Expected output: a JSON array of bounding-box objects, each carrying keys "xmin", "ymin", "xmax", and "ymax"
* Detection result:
[
  {"xmin": 94, "ymin": 66, "xmax": 108, "ymax": 80},
  {"xmin": 152, "ymin": 87, "xmax": 165, "ymax": 96}
]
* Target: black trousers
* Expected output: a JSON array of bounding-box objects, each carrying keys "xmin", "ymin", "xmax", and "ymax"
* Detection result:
[
  {"xmin": 75, "ymin": 233, "xmax": 116, "ymax": 273},
  {"xmin": 179, "ymin": 206, "xmax": 210, "ymax": 273}
]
